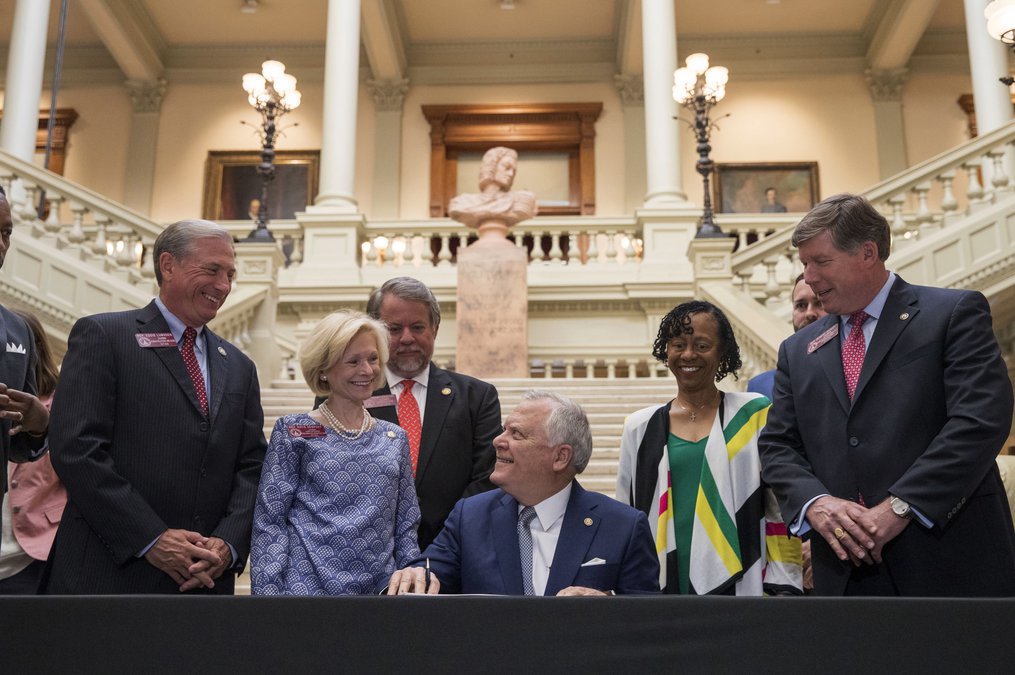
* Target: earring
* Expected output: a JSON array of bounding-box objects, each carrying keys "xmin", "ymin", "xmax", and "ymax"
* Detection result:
[{"xmin": 320, "ymin": 375, "xmax": 328, "ymax": 381}]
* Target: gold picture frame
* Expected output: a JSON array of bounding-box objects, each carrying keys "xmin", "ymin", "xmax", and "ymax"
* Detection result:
[
  {"xmin": 202, "ymin": 149, "xmax": 320, "ymax": 221},
  {"xmin": 713, "ymin": 162, "xmax": 819, "ymax": 214}
]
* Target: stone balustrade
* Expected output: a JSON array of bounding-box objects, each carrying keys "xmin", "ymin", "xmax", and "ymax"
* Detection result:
[
  {"xmin": 0, "ymin": 151, "xmax": 161, "ymax": 292},
  {"xmin": 729, "ymin": 119, "xmax": 1015, "ymax": 313}
]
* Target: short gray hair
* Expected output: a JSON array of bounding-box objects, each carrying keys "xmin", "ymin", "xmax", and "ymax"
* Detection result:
[
  {"xmin": 522, "ymin": 390, "xmax": 593, "ymax": 473},
  {"xmin": 153, "ymin": 219, "xmax": 234, "ymax": 285},
  {"xmin": 366, "ymin": 276, "xmax": 441, "ymax": 329},
  {"xmin": 791, "ymin": 193, "xmax": 891, "ymax": 262}
]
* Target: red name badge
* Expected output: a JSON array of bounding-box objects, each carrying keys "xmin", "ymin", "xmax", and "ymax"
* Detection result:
[
  {"xmin": 288, "ymin": 424, "xmax": 326, "ymax": 438},
  {"xmin": 135, "ymin": 332, "xmax": 177, "ymax": 348},
  {"xmin": 365, "ymin": 394, "xmax": 397, "ymax": 409},
  {"xmin": 807, "ymin": 324, "xmax": 839, "ymax": 354}
]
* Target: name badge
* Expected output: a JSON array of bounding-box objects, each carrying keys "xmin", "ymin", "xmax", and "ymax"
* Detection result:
[
  {"xmin": 135, "ymin": 332, "xmax": 177, "ymax": 348},
  {"xmin": 807, "ymin": 324, "xmax": 839, "ymax": 354},
  {"xmin": 365, "ymin": 394, "xmax": 398, "ymax": 409},
  {"xmin": 288, "ymin": 424, "xmax": 326, "ymax": 438}
]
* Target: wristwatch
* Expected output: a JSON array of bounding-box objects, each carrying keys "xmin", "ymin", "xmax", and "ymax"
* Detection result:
[{"xmin": 889, "ymin": 495, "xmax": 912, "ymax": 519}]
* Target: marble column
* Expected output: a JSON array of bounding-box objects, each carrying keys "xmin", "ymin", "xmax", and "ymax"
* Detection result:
[
  {"xmin": 865, "ymin": 68, "xmax": 909, "ymax": 179},
  {"xmin": 312, "ymin": 0, "xmax": 361, "ymax": 213},
  {"xmin": 0, "ymin": 0, "xmax": 51, "ymax": 161},
  {"xmin": 640, "ymin": 0, "xmax": 686, "ymax": 205},
  {"xmin": 965, "ymin": 0, "xmax": 1013, "ymax": 136},
  {"xmin": 367, "ymin": 78, "xmax": 409, "ymax": 219},
  {"xmin": 614, "ymin": 74, "xmax": 647, "ymax": 214},
  {"xmin": 123, "ymin": 79, "xmax": 166, "ymax": 216}
]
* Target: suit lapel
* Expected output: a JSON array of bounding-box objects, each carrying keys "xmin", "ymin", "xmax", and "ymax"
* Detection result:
[
  {"xmin": 137, "ymin": 302, "xmax": 205, "ymax": 418},
  {"xmin": 416, "ymin": 363, "xmax": 452, "ymax": 482},
  {"xmin": 545, "ymin": 482, "xmax": 598, "ymax": 596},
  {"xmin": 205, "ymin": 328, "xmax": 228, "ymax": 422},
  {"xmin": 852, "ymin": 278, "xmax": 918, "ymax": 405},
  {"xmin": 492, "ymin": 493, "xmax": 525, "ymax": 595},
  {"xmin": 810, "ymin": 315, "xmax": 851, "ymax": 414}
]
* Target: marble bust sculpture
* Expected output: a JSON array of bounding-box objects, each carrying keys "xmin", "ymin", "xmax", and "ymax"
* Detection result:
[{"xmin": 449, "ymin": 147, "xmax": 537, "ymax": 232}]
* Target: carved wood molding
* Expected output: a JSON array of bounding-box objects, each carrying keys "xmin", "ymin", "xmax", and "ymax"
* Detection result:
[
  {"xmin": 0, "ymin": 108, "xmax": 78, "ymax": 175},
  {"xmin": 421, "ymin": 102, "xmax": 602, "ymax": 217}
]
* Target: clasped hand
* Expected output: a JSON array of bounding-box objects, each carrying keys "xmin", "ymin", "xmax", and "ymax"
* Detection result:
[
  {"xmin": 0, "ymin": 383, "xmax": 49, "ymax": 436},
  {"xmin": 144, "ymin": 529, "xmax": 233, "ymax": 592},
  {"xmin": 808, "ymin": 495, "xmax": 910, "ymax": 566}
]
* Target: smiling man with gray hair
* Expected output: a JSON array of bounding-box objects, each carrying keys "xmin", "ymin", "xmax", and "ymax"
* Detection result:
[{"xmin": 387, "ymin": 390, "xmax": 659, "ymax": 596}]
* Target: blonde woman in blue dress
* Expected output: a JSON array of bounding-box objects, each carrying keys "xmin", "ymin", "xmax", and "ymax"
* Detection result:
[{"xmin": 251, "ymin": 310, "xmax": 421, "ymax": 594}]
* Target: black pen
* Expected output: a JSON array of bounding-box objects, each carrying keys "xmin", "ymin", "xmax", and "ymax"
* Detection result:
[{"xmin": 424, "ymin": 558, "xmax": 431, "ymax": 592}]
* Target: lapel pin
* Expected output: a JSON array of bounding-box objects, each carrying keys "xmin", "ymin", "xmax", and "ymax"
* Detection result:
[
  {"xmin": 441, "ymin": 387, "xmax": 451, "ymax": 396},
  {"xmin": 899, "ymin": 312, "xmax": 910, "ymax": 321},
  {"xmin": 583, "ymin": 517, "xmax": 593, "ymax": 526},
  {"xmin": 386, "ymin": 430, "xmax": 396, "ymax": 438},
  {"xmin": 218, "ymin": 346, "xmax": 227, "ymax": 356}
]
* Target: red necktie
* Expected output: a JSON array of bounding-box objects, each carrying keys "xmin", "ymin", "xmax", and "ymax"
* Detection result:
[
  {"xmin": 398, "ymin": 380, "xmax": 422, "ymax": 475},
  {"xmin": 181, "ymin": 327, "xmax": 208, "ymax": 416},
  {"xmin": 842, "ymin": 310, "xmax": 869, "ymax": 400}
]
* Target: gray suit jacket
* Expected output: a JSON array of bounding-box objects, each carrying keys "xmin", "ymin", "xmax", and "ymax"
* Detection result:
[
  {"xmin": 0, "ymin": 305, "xmax": 46, "ymax": 496},
  {"xmin": 45, "ymin": 300, "xmax": 266, "ymax": 594},
  {"xmin": 760, "ymin": 278, "xmax": 1015, "ymax": 596}
]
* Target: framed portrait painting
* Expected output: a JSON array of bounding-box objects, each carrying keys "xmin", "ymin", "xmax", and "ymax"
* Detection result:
[
  {"xmin": 202, "ymin": 150, "xmax": 320, "ymax": 221},
  {"xmin": 713, "ymin": 162, "xmax": 819, "ymax": 214}
]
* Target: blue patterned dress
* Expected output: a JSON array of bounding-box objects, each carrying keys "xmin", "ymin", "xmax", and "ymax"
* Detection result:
[{"xmin": 250, "ymin": 413, "xmax": 421, "ymax": 595}]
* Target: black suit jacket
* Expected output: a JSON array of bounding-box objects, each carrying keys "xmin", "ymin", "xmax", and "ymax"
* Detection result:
[
  {"xmin": 316, "ymin": 362, "xmax": 500, "ymax": 550},
  {"xmin": 760, "ymin": 277, "xmax": 1015, "ymax": 596},
  {"xmin": 0, "ymin": 305, "xmax": 46, "ymax": 498},
  {"xmin": 44, "ymin": 301, "xmax": 266, "ymax": 594}
]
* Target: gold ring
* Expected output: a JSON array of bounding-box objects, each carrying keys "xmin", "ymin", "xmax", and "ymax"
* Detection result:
[{"xmin": 833, "ymin": 527, "xmax": 846, "ymax": 540}]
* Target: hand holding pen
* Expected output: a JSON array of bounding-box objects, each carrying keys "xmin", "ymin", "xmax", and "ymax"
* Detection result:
[{"xmin": 386, "ymin": 560, "xmax": 441, "ymax": 595}]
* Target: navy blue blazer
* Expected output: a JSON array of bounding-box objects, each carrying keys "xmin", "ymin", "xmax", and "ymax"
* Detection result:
[
  {"xmin": 417, "ymin": 481, "xmax": 660, "ymax": 595},
  {"xmin": 760, "ymin": 277, "xmax": 1015, "ymax": 596}
]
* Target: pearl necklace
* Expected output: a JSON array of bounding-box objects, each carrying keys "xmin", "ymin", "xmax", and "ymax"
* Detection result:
[
  {"xmin": 318, "ymin": 402, "xmax": 373, "ymax": 439},
  {"xmin": 674, "ymin": 390, "xmax": 719, "ymax": 423}
]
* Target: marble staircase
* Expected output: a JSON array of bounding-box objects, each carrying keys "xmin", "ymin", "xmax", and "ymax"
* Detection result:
[{"xmin": 260, "ymin": 376, "xmax": 682, "ymax": 498}]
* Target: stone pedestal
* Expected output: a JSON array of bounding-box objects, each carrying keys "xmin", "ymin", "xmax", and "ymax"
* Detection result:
[{"xmin": 455, "ymin": 221, "xmax": 529, "ymax": 378}]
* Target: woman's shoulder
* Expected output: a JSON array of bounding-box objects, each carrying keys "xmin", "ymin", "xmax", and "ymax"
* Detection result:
[{"xmin": 625, "ymin": 402, "xmax": 670, "ymax": 428}]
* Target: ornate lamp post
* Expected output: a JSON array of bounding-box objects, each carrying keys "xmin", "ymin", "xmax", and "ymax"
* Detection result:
[
  {"xmin": 985, "ymin": 1, "xmax": 1015, "ymax": 85},
  {"xmin": 240, "ymin": 60, "xmax": 302, "ymax": 242},
  {"xmin": 673, "ymin": 52, "xmax": 729, "ymax": 238}
]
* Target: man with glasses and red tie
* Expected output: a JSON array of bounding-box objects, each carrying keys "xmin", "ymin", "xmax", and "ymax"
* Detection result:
[
  {"xmin": 316, "ymin": 277, "xmax": 501, "ymax": 551},
  {"xmin": 44, "ymin": 220, "xmax": 265, "ymax": 594},
  {"xmin": 759, "ymin": 193, "xmax": 1015, "ymax": 597}
]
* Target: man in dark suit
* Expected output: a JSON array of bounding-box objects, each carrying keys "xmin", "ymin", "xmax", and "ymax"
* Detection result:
[
  {"xmin": 44, "ymin": 220, "xmax": 266, "ymax": 594},
  {"xmin": 387, "ymin": 391, "xmax": 659, "ymax": 596},
  {"xmin": 318, "ymin": 276, "xmax": 500, "ymax": 550},
  {"xmin": 0, "ymin": 188, "xmax": 49, "ymax": 518},
  {"xmin": 760, "ymin": 193, "xmax": 1015, "ymax": 596}
]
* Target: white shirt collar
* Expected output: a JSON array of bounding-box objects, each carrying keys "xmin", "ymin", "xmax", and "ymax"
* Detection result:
[
  {"xmin": 385, "ymin": 365, "xmax": 430, "ymax": 390},
  {"xmin": 521, "ymin": 482, "xmax": 573, "ymax": 531}
]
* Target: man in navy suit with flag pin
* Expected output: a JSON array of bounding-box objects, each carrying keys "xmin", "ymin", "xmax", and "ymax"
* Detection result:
[
  {"xmin": 44, "ymin": 219, "xmax": 265, "ymax": 594},
  {"xmin": 760, "ymin": 193, "xmax": 1015, "ymax": 596},
  {"xmin": 387, "ymin": 390, "xmax": 659, "ymax": 596}
]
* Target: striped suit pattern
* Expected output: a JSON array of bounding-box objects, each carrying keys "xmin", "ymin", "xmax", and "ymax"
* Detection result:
[{"xmin": 44, "ymin": 300, "xmax": 266, "ymax": 594}]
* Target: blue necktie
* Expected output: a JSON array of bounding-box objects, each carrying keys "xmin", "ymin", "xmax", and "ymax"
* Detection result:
[{"xmin": 518, "ymin": 506, "xmax": 538, "ymax": 596}]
